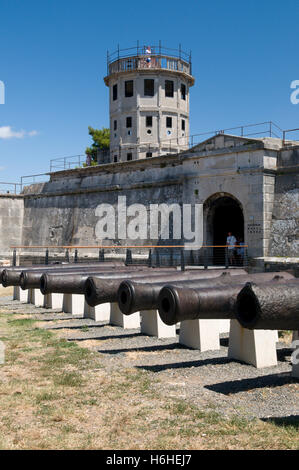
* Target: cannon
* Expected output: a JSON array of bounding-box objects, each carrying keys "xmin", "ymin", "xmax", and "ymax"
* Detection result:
[
  {"xmin": 39, "ymin": 266, "xmax": 180, "ymax": 294},
  {"xmin": 40, "ymin": 266, "xmax": 157, "ymax": 294},
  {"xmin": 235, "ymin": 280, "xmax": 299, "ymax": 330},
  {"xmin": 85, "ymin": 269, "xmax": 247, "ymax": 307},
  {"xmin": 1, "ymin": 262, "xmax": 125, "ymax": 287},
  {"xmin": 157, "ymin": 273, "xmax": 295, "ymax": 325},
  {"xmin": 20, "ymin": 265, "xmax": 169, "ymax": 290},
  {"xmin": 118, "ymin": 270, "xmax": 249, "ymax": 315}
]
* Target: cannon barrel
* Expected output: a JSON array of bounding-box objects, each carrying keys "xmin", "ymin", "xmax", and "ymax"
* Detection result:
[
  {"xmin": 41, "ymin": 272, "xmax": 110, "ymax": 294},
  {"xmin": 40, "ymin": 267, "xmax": 148, "ymax": 294},
  {"xmin": 21, "ymin": 265, "xmax": 160, "ymax": 290},
  {"xmin": 1, "ymin": 262, "xmax": 125, "ymax": 287},
  {"xmin": 0, "ymin": 263, "xmax": 68, "ymax": 282},
  {"xmin": 236, "ymin": 280, "xmax": 299, "ymax": 330},
  {"xmin": 158, "ymin": 273, "xmax": 294, "ymax": 325},
  {"xmin": 85, "ymin": 269, "xmax": 246, "ymax": 307},
  {"xmin": 118, "ymin": 270, "xmax": 248, "ymax": 314}
]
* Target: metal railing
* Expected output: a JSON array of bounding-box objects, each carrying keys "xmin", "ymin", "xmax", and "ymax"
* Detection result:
[
  {"xmin": 49, "ymin": 154, "xmax": 86, "ymax": 172},
  {"xmin": 107, "ymin": 43, "xmax": 192, "ymax": 76},
  {"xmin": 160, "ymin": 121, "xmax": 286, "ymax": 151},
  {"xmin": 282, "ymin": 127, "xmax": 299, "ymax": 145},
  {"xmin": 0, "ymin": 182, "xmax": 22, "ymax": 195},
  {"xmin": 10, "ymin": 245, "xmax": 249, "ymax": 269},
  {"xmin": 20, "ymin": 173, "xmax": 49, "ymax": 187}
]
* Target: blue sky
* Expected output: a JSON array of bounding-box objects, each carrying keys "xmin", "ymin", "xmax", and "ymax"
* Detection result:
[{"xmin": 0, "ymin": 0, "xmax": 298, "ymax": 183}]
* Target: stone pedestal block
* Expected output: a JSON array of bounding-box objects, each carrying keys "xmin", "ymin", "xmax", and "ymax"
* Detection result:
[
  {"xmin": 140, "ymin": 310, "xmax": 176, "ymax": 338},
  {"xmin": 31, "ymin": 289, "xmax": 44, "ymax": 307},
  {"xmin": 44, "ymin": 293, "xmax": 64, "ymax": 310},
  {"xmin": 228, "ymin": 320, "xmax": 278, "ymax": 368},
  {"xmin": 110, "ymin": 303, "xmax": 140, "ymax": 329},
  {"xmin": 13, "ymin": 286, "xmax": 28, "ymax": 302},
  {"xmin": 218, "ymin": 319, "xmax": 231, "ymax": 334},
  {"xmin": 85, "ymin": 303, "xmax": 111, "ymax": 322},
  {"xmin": 292, "ymin": 332, "xmax": 299, "ymax": 379},
  {"xmin": 62, "ymin": 294, "xmax": 86, "ymax": 318},
  {"xmin": 179, "ymin": 319, "xmax": 220, "ymax": 351}
]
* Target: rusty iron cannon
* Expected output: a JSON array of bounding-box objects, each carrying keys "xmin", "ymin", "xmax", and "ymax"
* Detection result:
[
  {"xmin": 118, "ymin": 270, "xmax": 249, "ymax": 315},
  {"xmin": 1, "ymin": 261, "xmax": 125, "ymax": 287},
  {"xmin": 20, "ymin": 265, "xmax": 172, "ymax": 290},
  {"xmin": 39, "ymin": 266, "xmax": 164, "ymax": 294},
  {"xmin": 235, "ymin": 280, "xmax": 299, "ymax": 330},
  {"xmin": 85, "ymin": 269, "xmax": 247, "ymax": 307},
  {"xmin": 157, "ymin": 272, "xmax": 295, "ymax": 325}
]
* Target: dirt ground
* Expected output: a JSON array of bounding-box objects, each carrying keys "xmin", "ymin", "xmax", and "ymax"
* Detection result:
[{"xmin": 0, "ymin": 290, "xmax": 298, "ymax": 450}]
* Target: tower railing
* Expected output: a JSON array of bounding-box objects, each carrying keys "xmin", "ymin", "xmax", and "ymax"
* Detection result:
[{"xmin": 106, "ymin": 43, "xmax": 192, "ymax": 77}]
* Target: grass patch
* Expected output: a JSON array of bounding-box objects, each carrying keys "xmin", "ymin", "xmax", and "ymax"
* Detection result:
[
  {"xmin": 53, "ymin": 372, "xmax": 84, "ymax": 387},
  {"xmin": 0, "ymin": 309, "xmax": 298, "ymax": 450}
]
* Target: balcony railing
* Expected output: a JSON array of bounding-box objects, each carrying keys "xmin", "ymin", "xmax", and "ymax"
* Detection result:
[{"xmin": 106, "ymin": 43, "xmax": 192, "ymax": 77}]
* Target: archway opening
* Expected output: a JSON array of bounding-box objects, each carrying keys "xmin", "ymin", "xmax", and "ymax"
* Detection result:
[{"xmin": 206, "ymin": 195, "xmax": 244, "ymax": 265}]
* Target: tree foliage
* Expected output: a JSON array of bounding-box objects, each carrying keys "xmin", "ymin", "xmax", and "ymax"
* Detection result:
[{"xmin": 85, "ymin": 126, "xmax": 110, "ymax": 162}]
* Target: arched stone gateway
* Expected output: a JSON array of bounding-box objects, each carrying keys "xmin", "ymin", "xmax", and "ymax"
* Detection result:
[{"xmin": 204, "ymin": 193, "xmax": 245, "ymax": 265}]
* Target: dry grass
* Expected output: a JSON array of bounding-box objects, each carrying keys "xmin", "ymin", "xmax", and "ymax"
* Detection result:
[
  {"xmin": 0, "ymin": 311, "xmax": 298, "ymax": 450},
  {"xmin": 0, "ymin": 286, "xmax": 13, "ymax": 297}
]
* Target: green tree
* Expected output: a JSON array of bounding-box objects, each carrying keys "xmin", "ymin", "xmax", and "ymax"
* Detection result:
[{"xmin": 85, "ymin": 126, "xmax": 110, "ymax": 163}]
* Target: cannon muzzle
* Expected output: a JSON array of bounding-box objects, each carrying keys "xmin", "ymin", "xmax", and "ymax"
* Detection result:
[
  {"xmin": 158, "ymin": 273, "xmax": 294, "ymax": 325},
  {"xmin": 236, "ymin": 280, "xmax": 299, "ymax": 330}
]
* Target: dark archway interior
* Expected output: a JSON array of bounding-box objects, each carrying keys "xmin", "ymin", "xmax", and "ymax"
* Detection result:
[{"xmin": 211, "ymin": 196, "xmax": 244, "ymax": 265}]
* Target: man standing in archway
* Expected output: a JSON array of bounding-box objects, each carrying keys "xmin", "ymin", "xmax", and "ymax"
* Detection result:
[{"xmin": 226, "ymin": 231, "xmax": 236, "ymax": 265}]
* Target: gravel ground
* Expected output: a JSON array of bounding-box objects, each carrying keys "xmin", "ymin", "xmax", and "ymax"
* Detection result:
[{"xmin": 1, "ymin": 296, "xmax": 298, "ymax": 421}]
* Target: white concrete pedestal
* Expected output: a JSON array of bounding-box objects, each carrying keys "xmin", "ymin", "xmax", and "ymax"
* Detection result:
[
  {"xmin": 292, "ymin": 347, "xmax": 299, "ymax": 379},
  {"xmin": 13, "ymin": 286, "xmax": 28, "ymax": 302},
  {"xmin": 228, "ymin": 320, "xmax": 278, "ymax": 368},
  {"xmin": 179, "ymin": 319, "xmax": 220, "ymax": 351},
  {"xmin": 27, "ymin": 289, "xmax": 33, "ymax": 304},
  {"xmin": 29, "ymin": 289, "xmax": 44, "ymax": 307},
  {"xmin": 84, "ymin": 303, "xmax": 111, "ymax": 322},
  {"xmin": 62, "ymin": 294, "xmax": 86, "ymax": 318},
  {"xmin": 218, "ymin": 319, "xmax": 231, "ymax": 334},
  {"xmin": 140, "ymin": 310, "xmax": 176, "ymax": 338},
  {"xmin": 110, "ymin": 303, "xmax": 140, "ymax": 329},
  {"xmin": 292, "ymin": 332, "xmax": 299, "ymax": 379},
  {"xmin": 44, "ymin": 293, "xmax": 64, "ymax": 310}
]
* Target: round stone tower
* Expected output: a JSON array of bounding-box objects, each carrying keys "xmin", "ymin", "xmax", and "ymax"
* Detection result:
[{"xmin": 104, "ymin": 43, "xmax": 195, "ymax": 162}]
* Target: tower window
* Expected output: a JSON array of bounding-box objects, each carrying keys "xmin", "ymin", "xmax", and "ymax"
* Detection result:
[
  {"xmin": 114, "ymin": 155, "xmax": 118, "ymax": 162},
  {"xmin": 113, "ymin": 120, "xmax": 117, "ymax": 131},
  {"xmin": 144, "ymin": 79, "xmax": 154, "ymax": 96},
  {"xmin": 181, "ymin": 83, "xmax": 186, "ymax": 100},
  {"xmin": 126, "ymin": 116, "xmax": 132, "ymax": 128},
  {"xmin": 166, "ymin": 117, "xmax": 172, "ymax": 128},
  {"xmin": 125, "ymin": 80, "xmax": 133, "ymax": 97},
  {"xmin": 146, "ymin": 152, "xmax": 152, "ymax": 158},
  {"xmin": 113, "ymin": 84, "xmax": 118, "ymax": 101},
  {"xmin": 146, "ymin": 116, "xmax": 152, "ymax": 127},
  {"xmin": 127, "ymin": 153, "xmax": 132, "ymax": 161},
  {"xmin": 181, "ymin": 119, "xmax": 185, "ymax": 131},
  {"xmin": 165, "ymin": 80, "xmax": 174, "ymax": 97}
]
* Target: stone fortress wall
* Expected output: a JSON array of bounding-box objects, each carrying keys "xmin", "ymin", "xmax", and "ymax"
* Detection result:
[{"xmin": 1, "ymin": 134, "xmax": 297, "ymax": 264}]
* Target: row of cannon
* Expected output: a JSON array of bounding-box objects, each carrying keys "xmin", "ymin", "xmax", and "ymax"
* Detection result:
[{"xmin": 1, "ymin": 262, "xmax": 298, "ymax": 331}]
